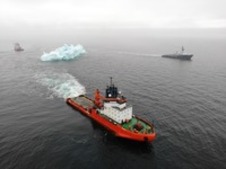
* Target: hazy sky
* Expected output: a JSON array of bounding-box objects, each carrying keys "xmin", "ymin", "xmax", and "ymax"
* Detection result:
[{"xmin": 1, "ymin": 0, "xmax": 226, "ymax": 29}]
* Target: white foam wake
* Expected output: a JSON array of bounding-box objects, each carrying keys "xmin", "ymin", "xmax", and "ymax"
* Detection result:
[
  {"xmin": 36, "ymin": 73, "xmax": 86, "ymax": 99},
  {"xmin": 41, "ymin": 44, "xmax": 86, "ymax": 61}
]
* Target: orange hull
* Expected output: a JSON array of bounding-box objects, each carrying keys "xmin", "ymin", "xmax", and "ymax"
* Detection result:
[{"xmin": 66, "ymin": 98, "xmax": 156, "ymax": 142}]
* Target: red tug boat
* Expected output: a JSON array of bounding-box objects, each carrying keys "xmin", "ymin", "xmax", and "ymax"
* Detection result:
[{"xmin": 66, "ymin": 78, "xmax": 156, "ymax": 142}]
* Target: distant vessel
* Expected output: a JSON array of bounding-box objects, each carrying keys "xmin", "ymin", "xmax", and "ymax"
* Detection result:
[
  {"xmin": 66, "ymin": 78, "xmax": 156, "ymax": 142},
  {"xmin": 162, "ymin": 46, "xmax": 193, "ymax": 60},
  {"xmin": 14, "ymin": 43, "xmax": 24, "ymax": 52}
]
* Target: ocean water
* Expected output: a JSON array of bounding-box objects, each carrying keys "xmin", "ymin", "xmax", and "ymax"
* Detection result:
[{"xmin": 0, "ymin": 29, "xmax": 226, "ymax": 169}]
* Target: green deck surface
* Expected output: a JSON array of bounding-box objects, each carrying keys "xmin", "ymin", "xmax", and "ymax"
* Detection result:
[{"xmin": 122, "ymin": 117, "xmax": 153, "ymax": 134}]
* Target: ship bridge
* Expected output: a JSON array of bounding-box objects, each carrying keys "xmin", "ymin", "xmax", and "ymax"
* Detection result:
[{"xmin": 98, "ymin": 77, "xmax": 132, "ymax": 124}]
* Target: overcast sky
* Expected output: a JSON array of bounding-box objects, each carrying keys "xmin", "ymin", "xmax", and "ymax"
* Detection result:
[{"xmin": 1, "ymin": 0, "xmax": 226, "ymax": 29}]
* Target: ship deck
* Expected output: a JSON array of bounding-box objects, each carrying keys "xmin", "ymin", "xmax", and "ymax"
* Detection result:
[
  {"xmin": 71, "ymin": 96, "xmax": 94, "ymax": 109},
  {"xmin": 122, "ymin": 117, "xmax": 153, "ymax": 134},
  {"xmin": 70, "ymin": 96, "xmax": 154, "ymax": 134}
]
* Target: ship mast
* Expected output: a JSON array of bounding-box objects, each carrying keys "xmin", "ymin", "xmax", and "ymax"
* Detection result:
[
  {"xmin": 110, "ymin": 77, "xmax": 113, "ymax": 86},
  {"xmin": 105, "ymin": 77, "xmax": 118, "ymax": 98}
]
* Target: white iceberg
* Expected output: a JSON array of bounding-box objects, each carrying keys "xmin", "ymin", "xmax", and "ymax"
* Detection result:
[{"xmin": 41, "ymin": 44, "xmax": 86, "ymax": 61}]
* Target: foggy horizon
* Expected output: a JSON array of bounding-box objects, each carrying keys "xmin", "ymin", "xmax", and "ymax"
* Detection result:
[
  {"xmin": 1, "ymin": 0, "xmax": 226, "ymax": 42},
  {"xmin": 1, "ymin": 0, "xmax": 226, "ymax": 27}
]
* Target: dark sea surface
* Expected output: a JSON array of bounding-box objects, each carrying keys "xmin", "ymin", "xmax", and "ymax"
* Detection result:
[{"xmin": 0, "ymin": 29, "xmax": 226, "ymax": 169}]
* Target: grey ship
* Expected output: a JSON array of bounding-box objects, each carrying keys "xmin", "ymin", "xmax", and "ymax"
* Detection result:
[
  {"xmin": 162, "ymin": 46, "xmax": 193, "ymax": 60},
  {"xmin": 14, "ymin": 43, "xmax": 24, "ymax": 52}
]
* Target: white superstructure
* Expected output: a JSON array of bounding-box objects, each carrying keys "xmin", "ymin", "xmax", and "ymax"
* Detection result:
[{"xmin": 99, "ymin": 101, "xmax": 132, "ymax": 124}]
